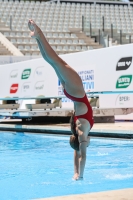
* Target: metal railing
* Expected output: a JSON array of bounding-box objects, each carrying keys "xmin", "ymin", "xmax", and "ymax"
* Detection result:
[{"xmin": 82, "ymin": 15, "xmax": 133, "ymax": 46}]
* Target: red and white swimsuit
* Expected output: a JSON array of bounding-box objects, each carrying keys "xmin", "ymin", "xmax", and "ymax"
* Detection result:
[{"xmin": 64, "ymin": 89, "xmax": 94, "ymax": 129}]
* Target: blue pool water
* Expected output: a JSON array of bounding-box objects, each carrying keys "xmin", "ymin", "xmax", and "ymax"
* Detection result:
[{"xmin": 0, "ymin": 132, "xmax": 133, "ymax": 200}]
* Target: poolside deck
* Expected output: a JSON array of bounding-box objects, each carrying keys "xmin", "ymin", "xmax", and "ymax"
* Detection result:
[
  {"xmin": 36, "ymin": 188, "xmax": 133, "ymax": 200},
  {"xmin": 0, "ymin": 120, "xmax": 133, "ymax": 129},
  {"xmin": 0, "ymin": 121, "xmax": 133, "ymax": 139}
]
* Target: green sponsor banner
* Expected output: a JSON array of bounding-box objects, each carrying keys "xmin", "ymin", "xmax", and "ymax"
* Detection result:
[
  {"xmin": 21, "ymin": 69, "xmax": 31, "ymax": 79},
  {"xmin": 116, "ymin": 75, "xmax": 132, "ymax": 89}
]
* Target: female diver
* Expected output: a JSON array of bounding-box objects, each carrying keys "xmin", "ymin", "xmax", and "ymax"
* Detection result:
[{"xmin": 28, "ymin": 19, "xmax": 94, "ymax": 180}]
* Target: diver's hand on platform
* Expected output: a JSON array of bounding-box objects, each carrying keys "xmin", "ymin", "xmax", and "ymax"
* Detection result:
[
  {"xmin": 72, "ymin": 173, "xmax": 83, "ymax": 181},
  {"xmin": 28, "ymin": 19, "xmax": 41, "ymax": 39},
  {"xmin": 76, "ymin": 176, "xmax": 83, "ymax": 181},
  {"xmin": 72, "ymin": 173, "xmax": 79, "ymax": 181},
  {"xmin": 72, "ymin": 173, "xmax": 79, "ymax": 180}
]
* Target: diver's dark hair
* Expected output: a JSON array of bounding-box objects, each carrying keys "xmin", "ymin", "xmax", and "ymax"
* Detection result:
[
  {"xmin": 70, "ymin": 112, "xmax": 76, "ymax": 135},
  {"xmin": 69, "ymin": 134, "xmax": 79, "ymax": 151},
  {"xmin": 69, "ymin": 112, "xmax": 79, "ymax": 151}
]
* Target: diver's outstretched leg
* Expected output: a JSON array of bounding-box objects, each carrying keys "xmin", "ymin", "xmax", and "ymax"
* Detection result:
[{"xmin": 28, "ymin": 19, "xmax": 84, "ymax": 97}]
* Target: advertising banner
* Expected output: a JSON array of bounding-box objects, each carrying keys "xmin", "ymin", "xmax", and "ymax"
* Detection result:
[
  {"xmin": 0, "ymin": 44, "xmax": 133, "ymax": 112},
  {"xmin": 0, "ymin": 58, "xmax": 58, "ymax": 99},
  {"xmin": 60, "ymin": 44, "xmax": 133, "ymax": 92},
  {"xmin": 99, "ymin": 93, "xmax": 133, "ymax": 108}
]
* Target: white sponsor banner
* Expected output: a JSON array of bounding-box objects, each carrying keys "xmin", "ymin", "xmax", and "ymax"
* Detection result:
[
  {"xmin": 0, "ymin": 58, "xmax": 58, "ymax": 98},
  {"xmin": 60, "ymin": 44, "xmax": 133, "ymax": 92},
  {"xmin": 99, "ymin": 94, "xmax": 133, "ymax": 108},
  {"xmin": 0, "ymin": 44, "xmax": 133, "ymax": 112}
]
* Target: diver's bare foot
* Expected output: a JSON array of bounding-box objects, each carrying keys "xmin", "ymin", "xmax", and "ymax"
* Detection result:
[{"xmin": 28, "ymin": 19, "xmax": 41, "ymax": 38}]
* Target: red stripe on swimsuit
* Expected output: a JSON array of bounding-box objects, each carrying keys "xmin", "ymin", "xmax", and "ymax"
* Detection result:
[{"xmin": 64, "ymin": 89, "xmax": 94, "ymax": 129}]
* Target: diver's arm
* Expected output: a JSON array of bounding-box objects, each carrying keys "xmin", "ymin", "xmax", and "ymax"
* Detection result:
[
  {"xmin": 73, "ymin": 150, "xmax": 79, "ymax": 180},
  {"xmin": 74, "ymin": 150, "xmax": 79, "ymax": 174},
  {"xmin": 78, "ymin": 141, "xmax": 87, "ymax": 179}
]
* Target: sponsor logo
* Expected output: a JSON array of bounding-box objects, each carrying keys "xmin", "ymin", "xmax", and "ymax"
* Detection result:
[
  {"xmin": 22, "ymin": 83, "xmax": 30, "ymax": 92},
  {"xmin": 116, "ymin": 75, "xmax": 132, "ymax": 89},
  {"xmin": 36, "ymin": 70, "xmax": 43, "ymax": 76},
  {"xmin": 34, "ymin": 66, "xmax": 44, "ymax": 78},
  {"xmin": 34, "ymin": 81, "xmax": 44, "ymax": 90},
  {"xmin": 23, "ymin": 85, "xmax": 30, "ymax": 90},
  {"xmin": 10, "ymin": 84, "xmax": 19, "ymax": 94},
  {"xmin": 115, "ymin": 94, "xmax": 131, "ymax": 106},
  {"xmin": 10, "ymin": 70, "xmax": 18, "ymax": 78},
  {"xmin": 116, "ymin": 57, "xmax": 132, "ymax": 71},
  {"xmin": 21, "ymin": 69, "xmax": 31, "ymax": 79},
  {"xmin": 119, "ymin": 96, "xmax": 130, "ymax": 102}
]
